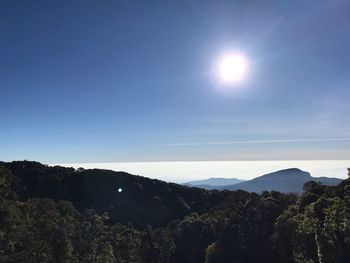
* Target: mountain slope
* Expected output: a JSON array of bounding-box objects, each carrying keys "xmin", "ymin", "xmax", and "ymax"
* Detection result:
[
  {"xmin": 0, "ymin": 161, "xmax": 231, "ymax": 227},
  {"xmin": 222, "ymin": 168, "xmax": 342, "ymax": 193},
  {"xmin": 185, "ymin": 177, "xmax": 244, "ymax": 189}
]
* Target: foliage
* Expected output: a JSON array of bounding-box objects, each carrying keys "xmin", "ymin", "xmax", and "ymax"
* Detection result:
[{"xmin": 0, "ymin": 161, "xmax": 349, "ymax": 262}]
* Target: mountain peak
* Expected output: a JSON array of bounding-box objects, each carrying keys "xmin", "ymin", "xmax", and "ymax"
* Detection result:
[
  {"xmin": 224, "ymin": 168, "xmax": 340, "ymax": 193},
  {"xmin": 260, "ymin": 168, "xmax": 311, "ymax": 179}
]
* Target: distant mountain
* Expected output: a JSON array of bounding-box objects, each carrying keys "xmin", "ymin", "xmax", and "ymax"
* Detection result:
[
  {"xmin": 185, "ymin": 177, "xmax": 244, "ymax": 189},
  {"xmin": 221, "ymin": 168, "xmax": 342, "ymax": 193}
]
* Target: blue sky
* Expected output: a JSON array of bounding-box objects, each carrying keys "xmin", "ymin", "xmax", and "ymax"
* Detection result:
[{"xmin": 1, "ymin": 0, "xmax": 350, "ymax": 163}]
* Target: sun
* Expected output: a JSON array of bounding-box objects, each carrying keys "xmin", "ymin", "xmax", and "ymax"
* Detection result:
[{"xmin": 217, "ymin": 52, "xmax": 248, "ymax": 85}]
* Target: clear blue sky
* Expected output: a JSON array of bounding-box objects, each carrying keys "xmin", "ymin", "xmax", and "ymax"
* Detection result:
[{"xmin": 1, "ymin": 0, "xmax": 350, "ymax": 163}]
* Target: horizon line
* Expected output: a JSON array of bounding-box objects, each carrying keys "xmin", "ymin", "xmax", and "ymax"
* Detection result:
[
  {"xmin": 54, "ymin": 159, "xmax": 350, "ymax": 165},
  {"xmin": 161, "ymin": 138, "xmax": 350, "ymax": 146}
]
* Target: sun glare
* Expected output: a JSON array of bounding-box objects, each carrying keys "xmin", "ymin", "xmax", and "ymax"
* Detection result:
[{"xmin": 217, "ymin": 52, "xmax": 248, "ymax": 85}]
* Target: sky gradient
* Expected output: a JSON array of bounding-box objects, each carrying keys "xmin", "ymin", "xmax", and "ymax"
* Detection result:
[{"xmin": 1, "ymin": 0, "xmax": 350, "ymax": 164}]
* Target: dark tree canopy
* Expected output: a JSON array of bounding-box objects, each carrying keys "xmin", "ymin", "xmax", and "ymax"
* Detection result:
[{"xmin": 0, "ymin": 161, "xmax": 349, "ymax": 263}]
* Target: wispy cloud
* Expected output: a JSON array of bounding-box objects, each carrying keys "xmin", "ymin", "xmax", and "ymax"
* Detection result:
[{"xmin": 163, "ymin": 138, "xmax": 350, "ymax": 147}]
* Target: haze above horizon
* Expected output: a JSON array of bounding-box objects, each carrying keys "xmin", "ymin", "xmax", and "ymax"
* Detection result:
[{"xmin": 56, "ymin": 160, "xmax": 350, "ymax": 183}]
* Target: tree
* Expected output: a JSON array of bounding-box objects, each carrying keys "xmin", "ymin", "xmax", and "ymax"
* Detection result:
[
  {"xmin": 96, "ymin": 242, "xmax": 116, "ymax": 263},
  {"xmin": 0, "ymin": 165, "xmax": 18, "ymax": 199},
  {"xmin": 204, "ymin": 242, "xmax": 220, "ymax": 263}
]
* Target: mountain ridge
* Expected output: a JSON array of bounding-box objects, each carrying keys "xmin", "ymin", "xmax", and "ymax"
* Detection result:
[
  {"xmin": 184, "ymin": 168, "xmax": 342, "ymax": 193},
  {"xmin": 184, "ymin": 177, "xmax": 244, "ymax": 189},
  {"xmin": 220, "ymin": 168, "xmax": 342, "ymax": 193}
]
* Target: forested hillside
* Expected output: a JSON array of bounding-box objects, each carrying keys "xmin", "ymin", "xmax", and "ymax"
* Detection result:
[
  {"xmin": 1, "ymin": 161, "xmax": 349, "ymax": 263},
  {"xmin": 0, "ymin": 161, "xmax": 231, "ymax": 227}
]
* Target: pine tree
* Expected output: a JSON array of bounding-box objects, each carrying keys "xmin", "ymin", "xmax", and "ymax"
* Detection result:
[{"xmin": 96, "ymin": 242, "xmax": 116, "ymax": 263}]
